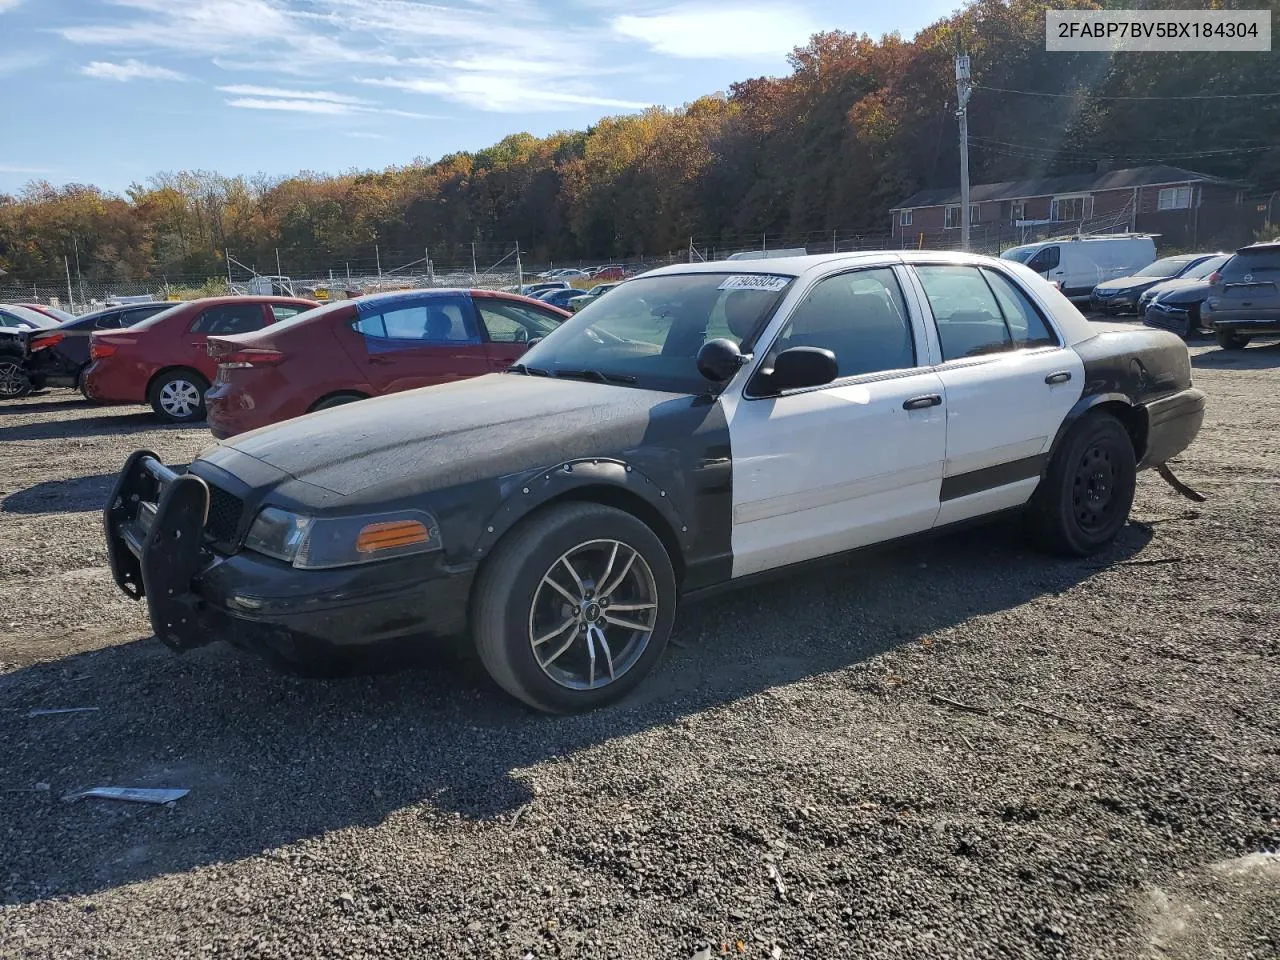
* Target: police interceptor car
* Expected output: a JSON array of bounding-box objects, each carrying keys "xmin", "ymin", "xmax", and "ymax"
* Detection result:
[{"xmin": 105, "ymin": 252, "xmax": 1204, "ymax": 713}]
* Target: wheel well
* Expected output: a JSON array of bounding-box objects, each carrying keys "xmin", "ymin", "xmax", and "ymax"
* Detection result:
[
  {"xmin": 308, "ymin": 390, "xmax": 369, "ymax": 413},
  {"xmin": 1091, "ymin": 400, "xmax": 1148, "ymax": 462},
  {"xmin": 497, "ymin": 484, "xmax": 687, "ymax": 586},
  {"xmin": 146, "ymin": 365, "xmax": 207, "ymax": 398}
]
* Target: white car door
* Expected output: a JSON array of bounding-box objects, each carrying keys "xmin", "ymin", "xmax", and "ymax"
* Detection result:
[
  {"xmin": 906, "ymin": 262, "xmax": 1083, "ymax": 527},
  {"xmin": 724, "ymin": 265, "xmax": 948, "ymax": 578}
]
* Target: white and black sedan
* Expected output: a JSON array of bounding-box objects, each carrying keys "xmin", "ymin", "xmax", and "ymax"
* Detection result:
[{"xmin": 104, "ymin": 252, "xmax": 1204, "ymax": 712}]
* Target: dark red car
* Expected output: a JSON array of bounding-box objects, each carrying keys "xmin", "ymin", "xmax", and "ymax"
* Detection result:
[
  {"xmin": 83, "ymin": 296, "xmax": 316, "ymax": 423},
  {"xmin": 204, "ymin": 289, "xmax": 569, "ymax": 439}
]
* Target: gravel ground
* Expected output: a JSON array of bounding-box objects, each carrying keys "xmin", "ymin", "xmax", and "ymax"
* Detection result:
[{"xmin": 1, "ymin": 335, "xmax": 1278, "ymax": 959}]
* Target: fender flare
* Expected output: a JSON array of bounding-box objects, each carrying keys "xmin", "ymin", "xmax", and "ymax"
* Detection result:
[
  {"xmin": 470, "ymin": 457, "xmax": 694, "ymax": 561},
  {"xmin": 1045, "ymin": 391, "xmax": 1148, "ymax": 467}
]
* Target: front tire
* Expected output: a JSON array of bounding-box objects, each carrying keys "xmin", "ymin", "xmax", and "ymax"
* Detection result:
[
  {"xmin": 1028, "ymin": 412, "xmax": 1137, "ymax": 556},
  {"xmin": 1215, "ymin": 328, "xmax": 1249, "ymax": 350},
  {"xmin": 309, "ymin": 392, "xmax": 367, "ymax": 413},
  {"xmin": 148, "ymin": 369, "xmax": 209, "ymax": 423},
  {"xmin": 472, "ymin": 502, "xmax": 677, "ymax": 713}
]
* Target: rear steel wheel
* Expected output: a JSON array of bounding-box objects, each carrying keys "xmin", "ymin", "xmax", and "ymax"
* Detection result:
[{"xmin": 149, "ymin": 369, "xmax": 209, "ymax": 423}]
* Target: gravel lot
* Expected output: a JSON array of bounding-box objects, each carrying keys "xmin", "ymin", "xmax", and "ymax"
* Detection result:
[{"xmin": 2, "ymin": 334, "xmax": 1278, "ymax": 959}]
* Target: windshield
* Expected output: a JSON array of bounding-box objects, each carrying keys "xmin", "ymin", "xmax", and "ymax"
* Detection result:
[
  {"xmin": 515, "ymin": 272, "xmax": 794, "ymax": 393},
  {"xmin": 1183, "ymin": 255, "xmax": 1229, "ymax": 280},
  {"xmin": 35, "ymin": 306, "xmax": 76, "ymax": 323},
  {"xmin": 0, "ymin": 304, "xmax": 58, "ymax": 328},
  {"xmin": 1135, "ymin": 257, "xmax": 1190, "ymax": 278},
  {"xmin": 1000, "ymin": 247, "xmax": 1034, "ymax": 264}
]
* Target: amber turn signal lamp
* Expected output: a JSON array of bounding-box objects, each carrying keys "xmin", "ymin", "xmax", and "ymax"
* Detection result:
[{"xmin": 355, "ymin": 520, "xmax": 430, "ymax": 553}]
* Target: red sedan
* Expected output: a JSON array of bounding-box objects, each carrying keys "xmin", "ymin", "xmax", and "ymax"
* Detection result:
[
  {"xmin": 204, "ymin": 289, "xmax": 569, "ymax": 439},
  {"xmin": 83, "ymin": 296, "xmax": 316, "ymax": 423}
]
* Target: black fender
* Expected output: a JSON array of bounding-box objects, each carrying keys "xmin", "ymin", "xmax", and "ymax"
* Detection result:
[{"xmin": 470, "ymin": 457, "xmax": 694, "ymax": 565}]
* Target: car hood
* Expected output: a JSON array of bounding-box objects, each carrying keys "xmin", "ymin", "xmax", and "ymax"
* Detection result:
[
  {"xmin": 1099, "ymin": 275, "xmax": 1161, "ymax": 293},
  {"xmin": 1153, "ymin": 279, "xmax": 1212, "ymax": 304},
  {"xmin": 205, "ymin": 373, "xmax": 702, "ymax": 498},
  {"xmin": 1142, "ymin": 277, "xmax": 1203, "ymax": 299}
]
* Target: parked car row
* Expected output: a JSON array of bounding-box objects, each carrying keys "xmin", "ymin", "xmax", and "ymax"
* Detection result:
[
  {"xmin": 1155, "ymin": 240, "xmax": 1280, "ymax": 349},
  {"xmin": 536, "ymin": 263, "xmax": 638, "ymax": 282}
]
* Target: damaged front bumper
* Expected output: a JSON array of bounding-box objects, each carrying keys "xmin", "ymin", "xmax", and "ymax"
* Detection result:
[{"xmin": 103, "ymin": 451, "xmax": 475, "ymax": 667}]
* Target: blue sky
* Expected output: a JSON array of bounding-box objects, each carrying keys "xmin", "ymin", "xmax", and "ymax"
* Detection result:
[{"xmin": 0, "ymin": 0, "xmax": 958, "ymax": 195}]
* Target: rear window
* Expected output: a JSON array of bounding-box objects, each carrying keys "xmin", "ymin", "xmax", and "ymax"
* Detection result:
[{"xmin": 1223, "ymin": 249, "xmax": 1280, "ymax": 279}]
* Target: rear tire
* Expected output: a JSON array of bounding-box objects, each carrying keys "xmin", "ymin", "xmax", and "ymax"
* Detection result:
[
  {"xmin": 148, "ymin": 368, "xmax": 209, "ymax": 423},
  {"xmin": 0, "ymin": 358, "xmax": 32, "ymax": 400},
  {"xmin": 1028, "ymin": 412, "xmax": 1137, "ymax": 557},
  {"xmin": 1215, "ymin": 329, "xmax": 1249, "ymax": 350},
  {"xmin": 472, "ymin": 502, "xmax": 677, "ymax": 713}
]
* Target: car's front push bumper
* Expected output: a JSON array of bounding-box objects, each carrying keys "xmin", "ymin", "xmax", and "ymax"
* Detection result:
[
  {"xmin": 104, "ymin": 452, "xmax": 475, "ymax": 668},
  {"xmin": 1140, "ymin": 388, "xmax": 1206, "ymax": 469}
]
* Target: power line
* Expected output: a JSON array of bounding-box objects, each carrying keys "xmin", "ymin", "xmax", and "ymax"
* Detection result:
[
  {"xmin": 973, "ymin": 84, "xmax": 1280, "ymax": 101},
  {"xmin": 968, "ymin": 136, "xmax": 1272, "ymax": 163}
]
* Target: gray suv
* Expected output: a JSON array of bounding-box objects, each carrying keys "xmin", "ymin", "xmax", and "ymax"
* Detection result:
[{"xmin": 1202, "ymin": 241, "xmax": 1280, "ymax": 349}]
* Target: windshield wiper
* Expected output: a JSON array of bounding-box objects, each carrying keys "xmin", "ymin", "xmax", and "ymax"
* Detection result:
[
  {"xmin": 508, "ymin": 362, "xmax": 551, "ymax": 376},
  {"xmin": 554, "ymin": 368, "xmax": 638, "ymax": 385}
]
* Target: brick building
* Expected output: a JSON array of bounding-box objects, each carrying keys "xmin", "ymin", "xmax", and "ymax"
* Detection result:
[{"xmin": 890, "ymin": 165, "xmax": 1247, "ymax": 250}]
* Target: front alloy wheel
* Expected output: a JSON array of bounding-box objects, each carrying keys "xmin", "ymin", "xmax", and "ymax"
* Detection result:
[
  {"xmin": 0, "ymin": 358, "xmax": 32, "ymax": 399},
  {"xmin": 530, "ymin": 539, "xmax": 659, "ymax": 691},
  {"xmin": 473, "ymin": 502, "xmax": 676, "ymax": 712}
]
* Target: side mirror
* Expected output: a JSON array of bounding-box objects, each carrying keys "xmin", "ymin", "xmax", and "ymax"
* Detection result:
[
  {"xmin": 525, "ymin": 337, "xmax": 544, "ymax": 350},
  {"xmin": 757, "ymin": 346, "xmax": 838, "ymax": 393},
  {"xmin": 696, "ymin": 338, "xmax": 745, "ymax": 382}
]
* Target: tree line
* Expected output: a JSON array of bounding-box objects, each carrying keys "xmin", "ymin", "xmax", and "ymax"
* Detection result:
[{"xmin": 2, "ymin": 0, "xmax": 1277, "ymax": 284}]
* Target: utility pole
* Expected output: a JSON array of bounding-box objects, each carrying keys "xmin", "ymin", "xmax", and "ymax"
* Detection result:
[
  {"xmin": 64, "ymin": 256, "xmax": 74, "ymax": 312},
  {"xmin": 956, "ymin": 52, "xmax": 973, "ymax": 252},
  {"xmin": 426, "ymin": 247, "xmax": 435, "ymax": 286},
  {"xmin": 275, "ymin": 248, "xmax": 282, "ymax": 277},
  {"xmin": 515, "ymin": 241, "xmax": 524, "ymax": 289},
  {"xmin": 72, "ymin": 236, "xmax": 85, "ymax": 305},
  {"xmin": 375, "ymin": 245, "xmax": 382, "ymax": 281},
  {"xmin": 225, "ymin": 248, "xmax": 233, "ymax": 287},
  {"xmin": 471, "ymin": 241, "xmax": 477, "ymax": 278}
]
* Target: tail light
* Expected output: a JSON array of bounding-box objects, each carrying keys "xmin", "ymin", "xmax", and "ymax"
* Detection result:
[
  {"xmin": 30, "ymin": 332, "xmax": 65, "ymax": 351},
  {"xmin": 1208, "ymin": 271, "xmax": 1222, "ymax": 285},
  {"xmin": 90, "ymin": 342, "xmax": 117, "ymax": 359},
  {"xmin": 219, "ymin": 349, "xmax": 284, "ymax": 369}
]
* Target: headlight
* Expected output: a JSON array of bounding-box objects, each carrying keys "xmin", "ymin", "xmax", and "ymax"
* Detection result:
[{"xmin": 244, "ymin": 507, "xmax": 440, "ymax": 569}]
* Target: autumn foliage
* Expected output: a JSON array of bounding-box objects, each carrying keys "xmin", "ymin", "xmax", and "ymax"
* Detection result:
[{"xmin": 1, "ymin": 0, "xmax": 1276, "ymax": 283}]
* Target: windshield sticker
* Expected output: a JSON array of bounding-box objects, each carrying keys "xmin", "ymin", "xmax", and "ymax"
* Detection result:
[{"xmin": 718, "ymin": 275, "xmax": 791, "ymax": 293}]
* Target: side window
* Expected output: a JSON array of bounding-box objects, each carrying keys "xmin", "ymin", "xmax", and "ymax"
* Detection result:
[
  {"xmin": 768, "ymin": 267, "xmax": 916, "ymax": 379},
  {"xmin": 981, "ymin": 269, "xmax": 1059, "ymax": 349},
  {"xmin": 915, "ymin": 265, "xmax": 1013, "ymax": 361},
  {"xmin": 1027, "ymin": 246, "xmax": 1060, "ymax": 273},
  {"xmin": 190, "ymin": 304, "xmax": 265, "ymax": 335},
  {"xmin": 477, "ymin": 301, "xmax": 560, "ymax": 343},
  {"xmin": 270, "ymin": 305, "xmax": 309, "ymax": 322},
  {"xmin": 95, "ymin": 313, "xmax": 123, "ymax": 329},
  {"xmin": 352, "ymin": 298, "xmax": 479, "ymax": 346}
]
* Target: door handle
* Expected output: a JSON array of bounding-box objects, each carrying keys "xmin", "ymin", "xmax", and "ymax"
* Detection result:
[
  {"xmin": 367, "ymin": 355, "xmax": 393, "ymax": 365},
  {"xmin": 902, "ymin": 394, "xmax": 942, "ymax": 410},
  {"xmin": 1044, "ymin": 371, "xmax": 1072, "ymax": 385}
]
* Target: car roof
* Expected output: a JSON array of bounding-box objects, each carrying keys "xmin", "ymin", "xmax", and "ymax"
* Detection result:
[
  {"xmin": 642, "ymin": 249, "xmax": 1036, "ymax": 281},
  {"xmin": 1235, "ymin": 241, "xmax": 1280, "ymax": 254}
]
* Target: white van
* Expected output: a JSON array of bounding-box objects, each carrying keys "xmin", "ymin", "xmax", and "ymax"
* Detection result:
[{"xmin": 1000, "ymin": 235, "xmax": 1156, "ymax": 301}]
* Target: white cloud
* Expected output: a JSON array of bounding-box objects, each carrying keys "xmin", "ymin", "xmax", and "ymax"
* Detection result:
[
  {"xmin": 81, "ymin": 59, "xmax": 186, "ymax": 82},
  {"xmin": 612, "ymin": 7, "xmax": 817, "ymax": 58},
  {"xmin": 0, "ymin": 0, "xmax": 27, "ymax": 12},
  {"xmin": 363, "ymin": 75, "xmax": 648, "ymax": 113},
  {"xmin": 0, "ymin": 163, "xmax": 49, "ymax": 174},
  {"xmin": 345, "ymin": 132, "xmax": 388, "ymax": 140},
  {"xmin": 217, "ymin": 84, "xmax": 371, "ymax": 104},
  {"xmin": 60, "ymin": 0, "xmax": 655, "ymax": 115},
  {"xmin": 225, "ymin": 96, "xmax": 436, "ymax": 119}
]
